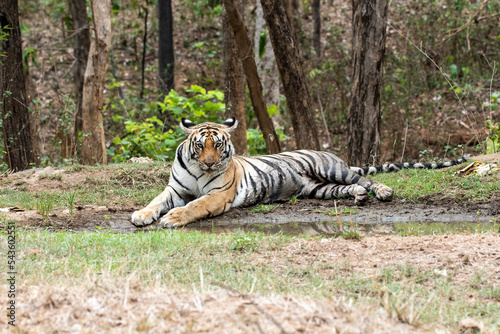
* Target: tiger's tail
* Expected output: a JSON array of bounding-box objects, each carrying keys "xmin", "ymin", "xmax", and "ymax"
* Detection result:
[{"xmin": 349, "ymin": 156, "xmax": 468, "ymax": 176}]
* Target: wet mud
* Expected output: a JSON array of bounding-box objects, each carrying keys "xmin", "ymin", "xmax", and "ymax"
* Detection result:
[{"xmin": 5, "ymin": 198, "xmax": 498, "ymax": 236}]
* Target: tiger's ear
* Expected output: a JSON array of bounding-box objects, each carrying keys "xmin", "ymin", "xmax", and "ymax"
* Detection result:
[
  {"xmin": 222, "ymin": 117, "xmax": 238, "ymax": 133},
  {"xmin": 180, "ymin": 118, "xmax": 196, "ymax": 134}
]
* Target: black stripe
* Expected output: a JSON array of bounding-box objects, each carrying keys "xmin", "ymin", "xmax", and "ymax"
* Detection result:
[
  {"xmin": 171, "ymin": 171, "xmax": 190, "ymax": 191},
  {"xmin": 167, "ymin": 185, "xmax": 182, "ymax": 199},
  {"xmin": 202, "ymin": 172, "xmax": 225, "ymax": 190},
  {"xmin": 176, "ymin": 143, "xmax": 199, "ymax": 179},
  {"xmin": 244, "ymin": 159, "xmax": 269, "ymax": 203},
  {"xmin": 293, "ymin": 152, "xmax": 316, "ymax": 177}
]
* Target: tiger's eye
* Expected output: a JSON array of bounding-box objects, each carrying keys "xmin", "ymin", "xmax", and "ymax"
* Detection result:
[
  {"xmin": 196, "ymin": 142, "xmax": 204, "ymax": 149},
  {"xmin": 215, "ymin": 141, "xmax": 223, "ymax": 149}
]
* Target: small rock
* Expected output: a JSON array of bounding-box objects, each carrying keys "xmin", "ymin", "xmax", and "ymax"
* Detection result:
[{"xmin": 459, "ymin": 318, "xmax": 483, "ymax": 333}]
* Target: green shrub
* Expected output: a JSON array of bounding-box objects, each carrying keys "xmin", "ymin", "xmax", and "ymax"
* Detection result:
[
  {"xmin": 111, "ymin": 116, "xmax": 183, "ymax": 162},
  {"xmin": 158, "ymin": 85, "xmax": 226, "ymax": 123}
]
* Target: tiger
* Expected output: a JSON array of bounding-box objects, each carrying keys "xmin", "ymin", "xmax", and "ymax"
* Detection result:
[{"xmin": 131, "ymin": 117, "xmax": 467, "ymax": 228}]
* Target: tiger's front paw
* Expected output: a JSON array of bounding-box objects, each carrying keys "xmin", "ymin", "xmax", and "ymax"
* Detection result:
[
  {"xmin": 353, "ymin": 185, "xmax": 368, "ymax": 205},
  {"xmin": 160, "ymin": 207, "xmax": 190, "ymax": 228},
  {"xmin": 131, "ymin": 207, "xmax": 159, "ymax": 227}
]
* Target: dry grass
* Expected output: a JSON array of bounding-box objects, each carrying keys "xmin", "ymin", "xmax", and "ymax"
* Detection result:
[{"xmin": 1, "ymin": 284, "xmax": 427, "ymax": 333}]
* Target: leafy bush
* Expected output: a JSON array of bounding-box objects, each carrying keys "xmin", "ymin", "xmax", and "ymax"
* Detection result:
[
  {"xmin": 247, "ymin": 129, "xmax": 289, "ymax": 156},
  {"xmin": 158, "ymin": 85, "xmax": 226, "ymax": 123},
  {"xmin": 111, "ymin": 116, "xmax": 183, "ymax": 162},
  {"xmin": 111, "ymin": 85, "xmax": 226, "ymax": 162},
  {"xmin": 485, "ymin": 120, "xmax": 500, "ymax": 154}
]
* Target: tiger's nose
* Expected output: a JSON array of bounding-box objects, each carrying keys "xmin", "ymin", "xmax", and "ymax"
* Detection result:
[{"xmin": 205, "ymin": 162, "xmax": 214, "ymax": 167}]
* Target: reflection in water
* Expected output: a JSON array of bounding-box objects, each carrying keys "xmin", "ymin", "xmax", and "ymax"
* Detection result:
[{"xmin": 178, "ymin": 221, "xmax": 497, "ymax": 237}]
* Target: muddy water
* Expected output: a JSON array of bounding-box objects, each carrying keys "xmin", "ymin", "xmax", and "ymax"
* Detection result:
[
  {"xmin": 103, "ymin": 207, "xmax": 498, "ymax": 236},
  {"xmin": 9, "ymin": 200, "xmax": 498, "ymax": 236},
  {"xmin": 178, "ymin": 221, "xmax": 498, "ymax": 237}
]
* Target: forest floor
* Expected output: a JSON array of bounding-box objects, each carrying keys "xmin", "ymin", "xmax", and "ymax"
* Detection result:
[{"xmin": 1, "ymin": 153, "xmax": 499, "ymax": 333}]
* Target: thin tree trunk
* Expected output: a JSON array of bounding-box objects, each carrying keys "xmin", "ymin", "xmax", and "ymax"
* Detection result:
[
  {"xmin": 0, "ymin": 0, "xmax": 34, "ymax": 171},
  {"xmin": 222, "ymin": 2, "xmax": 247, "ymax": 155},
  {"xmin": 223, "ymin": 0, "xmax": 280, "ymax": 154},
  {"xmin": 347, "ymin": 0, "xmax": 388, "ymax": 166},
  {"xmin": 69, "ymin": 0, "xmax": 90, "ymax": 158},
  {"xmin": 158, "ymin": 0, "xmax": 174, "ymax": 95},
  {"xmin": 254, "ymin": 1, "xmax": 279, "ymax": 108},
  {"xmin": 260, "ymin": 0, "xmax": 320, "ymax": 150},
  {"xmin": 81, "ymin": 0, "xmax": 111, "ymax": 165},
  {"xmin": 140, "ymin": 1, "xmax": 148, "ymax": 99},
  {"xmin": 311, "ymin": 0, "xmax": 321, "ymax": 57}
]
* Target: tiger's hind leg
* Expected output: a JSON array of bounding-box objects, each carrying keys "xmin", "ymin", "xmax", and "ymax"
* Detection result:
[
  {"xmin": 302, "ymin": 181, "xmax": 369, "ymax": 205},
  {"xmin": 320, "ymin": 160, "xmax": 394, "ymax": 202}
]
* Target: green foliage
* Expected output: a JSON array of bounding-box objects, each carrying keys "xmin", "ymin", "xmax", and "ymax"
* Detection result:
[
  {"xmin": 67, "ymin": 190, "xmax": 77, "ymax": 221},
  {"xmin": 158, "ymin": 85, "xmax": 226, "ymax": 123},
  {"xmin": 111, "ymin": 116, "xmax": 183, "ymax": 162},
  {"xmin": 0, "ymin": 25, "xmax": 11, "ymax": 65},
  {"xmin": 258, "ymin": 30, "xmax": 268, "ymax": 59},
  {"xmin": 182, "ymin": 0, "xmax": 222, "ymax": 19},
  {"xmin": 485, "ymin": 120, "xmax": 500, "ymax": 154},
  {"xmin": 483, "ymin": 91, "xmax": 500, "ymax": 112},
  {"xmin": 111, "ymin": 85, "xmax": 225, "ymax": 162},
  {"xmin": 35, "ymin": 193, "xmax": 56, "ymax": 222},
  {"xmin": 246, "ymin": 129, "xmax": 289, "ymax": 156}
]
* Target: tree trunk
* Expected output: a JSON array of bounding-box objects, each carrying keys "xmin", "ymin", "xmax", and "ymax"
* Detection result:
[
  {"xmin": 222, "ymin": 1, "xmax": 247, "ymax": 155},
  {"xmin": 81, "ymin": 0, "xmax": 111, "ymax": 165},
  {"xmin": 0, "ymin": 0, "xmax": 34, "ymax": 171},
  {"xmin": 311, "ymin": 0, "xmax": 321, "ymax": 57},
  {"xmin": 260, "ymin": 0, "xmax": 320, "ymax": 151},
  {"xmin": 223, "ymin": 0, "xmax": 280, "ymax": 154},
  {"xmin": 69, "ymin": 0, "xmax": 90, "ymax": 159},
  {"xmin": 158, "ymin": 0, "xmax": 174, "ymax": 95},
  {"xmin": 347, "ymin": 0, "xmax": 388, "ymax": 166},
  {"xmin": 254, "ymin": 1, "xmax": 279, "ymax": 109}
]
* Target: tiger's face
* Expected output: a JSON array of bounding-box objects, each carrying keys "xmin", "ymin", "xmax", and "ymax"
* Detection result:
[{"xmin": 180, "ymin": 117, "xmax": 238, "ymax": 171}]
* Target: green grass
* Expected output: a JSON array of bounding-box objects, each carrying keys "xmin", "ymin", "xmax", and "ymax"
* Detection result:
[
  {"xmin": 8, "ymin": 229, "xmax": 499, "ymax": 330},
  {"xmin": 250, "ymin": 204, "xmax": 281, "ymax": 213},
  {"xmin": 369, "ymin": 166, "xmax": 500, "ymax": 202},
  {"xmin": 0, "ymin": 162, "xmax": 169, "ymax": 210},
  {"xmin": 319, "ymin": 206, "xmax": 359, "ymax": 216}
]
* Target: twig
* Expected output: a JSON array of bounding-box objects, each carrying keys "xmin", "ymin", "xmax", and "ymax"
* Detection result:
[
  {"xmin": 400, "ymin": 120, "xmax": 408, "ymax": 163},
  {"xmin": 442, "ymin": 0, "xmax": 490, "ymax": 45},
  {"xmin": 317, "ymin": 92, "xmax": 333, "ymax": 149}
]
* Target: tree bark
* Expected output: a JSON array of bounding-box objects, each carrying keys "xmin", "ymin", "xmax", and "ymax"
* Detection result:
[
  {"xmin": 81, "ymin": 0, "xmax": 111, "ymax": 165},
  {"xmin": 260, "ymin": 0, "xmax": 320, "ymax": 150},
  {"xmin": 311, "ymin": 0, "xmax": 321, "ymax": 57},
  {"xmin": 223, "ymin": 0, "xmax": 280, "ymax": 154},
  {"xmin": 347, "ymin": 0, "xmax": 388, "ymax": 166},
  {"xmin": 222, "ymin": 2, "xmax": 247, "ymax": 155},
  {"xmin": 69, "ymin": 0, "xmax": 90, "ymax": 159},
  {"xmin": 158, "ymin": 0, "xmax": 174, "ymax": 95},
  {"xmin": 0, "ymin": 1, "xmax": 34, "ymax": 171}
]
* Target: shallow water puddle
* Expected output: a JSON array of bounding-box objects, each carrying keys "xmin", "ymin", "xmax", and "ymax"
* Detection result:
[{"xmin": 178, "ymin": 221, "xmax": 498, "ymax": 237}]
